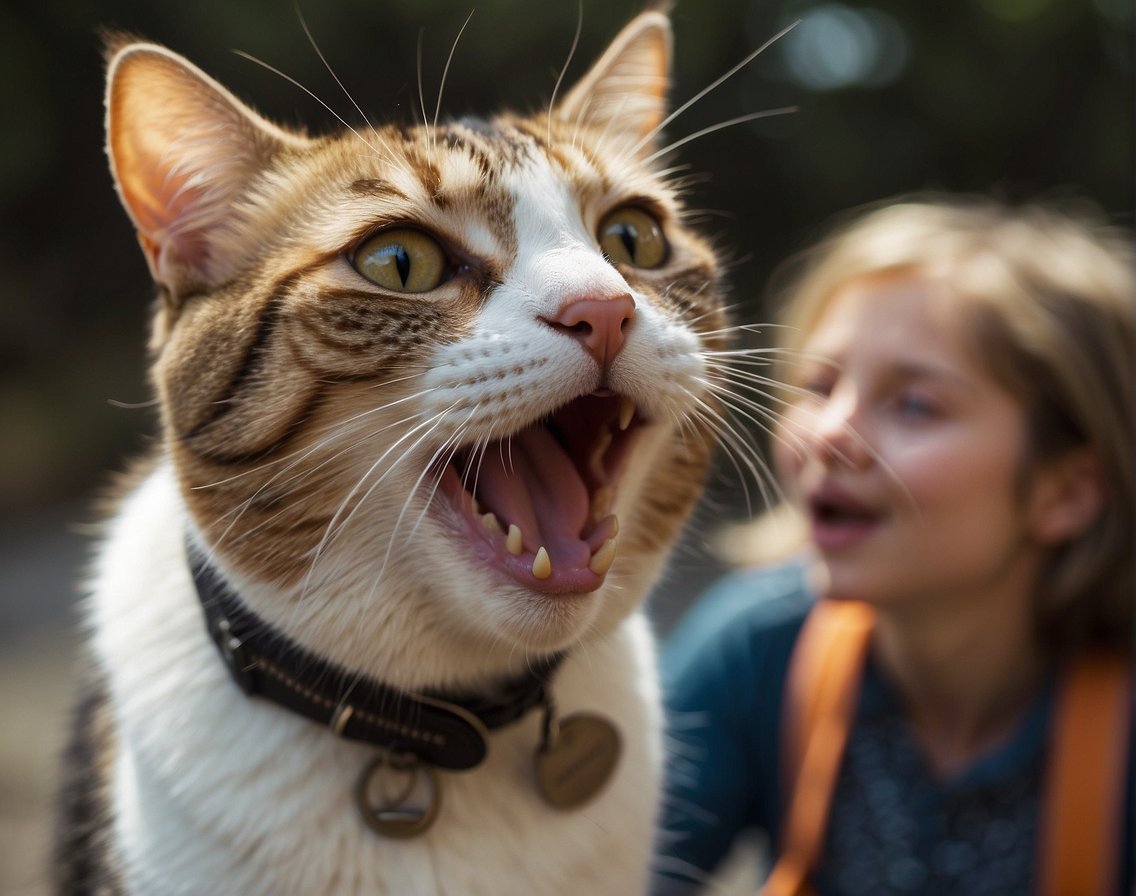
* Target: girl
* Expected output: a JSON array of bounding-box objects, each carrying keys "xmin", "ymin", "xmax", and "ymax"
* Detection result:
[{"xmin": 656, "ymin": 196, "xmax": 1134, "ymax": 895}]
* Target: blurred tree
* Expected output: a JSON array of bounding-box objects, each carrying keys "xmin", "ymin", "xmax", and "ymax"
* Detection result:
[{"xmin": 0, "ymin": 0, "xmax": 1131, "ymax": 515}]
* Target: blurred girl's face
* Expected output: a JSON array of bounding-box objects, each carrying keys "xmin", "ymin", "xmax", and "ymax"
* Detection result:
[{"xmin": 777, "ymin": 274, "xmax": 1055, "ymax": 613}]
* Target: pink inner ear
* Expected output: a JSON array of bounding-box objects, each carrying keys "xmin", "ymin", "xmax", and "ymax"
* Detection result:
[
  {"xmin": 118, "ymin": 160, "xmax": 212, "ymax": 278},
  {"xmin": 106, "ymin": 45, "xmax": 294, "ymax": 286}
]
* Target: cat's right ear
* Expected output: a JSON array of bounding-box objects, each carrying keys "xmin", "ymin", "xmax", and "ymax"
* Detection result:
[
  {"xmin": 555, "ymin": 10, "xmax": 671, "ymax": 151},
  {"xmin": 105, "ymin": 41, "xmax": 308, "ymax": 292}
]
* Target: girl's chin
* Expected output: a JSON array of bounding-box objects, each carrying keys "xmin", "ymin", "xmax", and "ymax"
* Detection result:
[{"xmin": 807, "ymin": 557, "xmax": 876, "ymax": 605}]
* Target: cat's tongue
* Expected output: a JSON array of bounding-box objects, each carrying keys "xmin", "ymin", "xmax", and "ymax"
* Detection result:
[{"xmin": 475, "ymin": 424, "xmax": 591, "ymax": 567}]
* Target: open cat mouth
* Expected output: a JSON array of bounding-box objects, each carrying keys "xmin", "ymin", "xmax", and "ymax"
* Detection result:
[{"xmin": 436, "ymin": 393, "xmax": 644, "ymax": 594}]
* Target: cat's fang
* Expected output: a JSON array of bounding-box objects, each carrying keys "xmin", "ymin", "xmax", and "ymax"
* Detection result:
[
  {"xmin": 506, "ymin": 524, "xmax": 523, "ymax": 556},
  {"xmin": 532, "ymin": 547, "xmax": 552, "ymax": 580},
  {"xmin": 590, "ymin": 427, "xmax": 613, "ymax": 475},
  {"xmin": 588, "ymin": 538, "xmax": 617, "ymax": 576},
  {"xmin": 618, "ymin": 398, "xmax": 635, "ymax": 432}
]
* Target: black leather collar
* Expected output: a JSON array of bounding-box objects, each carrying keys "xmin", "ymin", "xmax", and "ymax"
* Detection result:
[{"xmin": 189, "ymin": 549, "xmax": 562, "ymax": 771}]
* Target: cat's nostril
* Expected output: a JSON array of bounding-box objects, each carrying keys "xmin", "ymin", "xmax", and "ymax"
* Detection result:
[{"xmin": 544, "ymin": 294, "xmax": 636, "ymax": 369}]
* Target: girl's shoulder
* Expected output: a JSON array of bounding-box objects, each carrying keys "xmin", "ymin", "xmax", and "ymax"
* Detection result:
[
  {"xmin": 675, "ymin": 560, "xmax": 815, "ymax": 642},
  {"xmin": 663, "ymin": 559, "xmax": 816, "ymax": 691}
]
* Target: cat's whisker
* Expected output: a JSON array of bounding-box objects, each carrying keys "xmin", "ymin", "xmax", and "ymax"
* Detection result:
[
  {"xmin": 701, "ymin": 349, "xmax": 781, "ymax": 365},
  {"xmin": 369, "ymin": 411, "xmax": 491, "ymax": 601},
  {"xmin": 774, "ymin": 395, "xmax": 912, "ymax": 505},
  {"xmin": 405, "ymin": 441, "xmax": 465, "ymax": 542},
  {"xmin": 381, "ymin": 424, "xmax": 472, "ymax": 577},
  {"xmin": 703, "ymin": 363, "xmax": 787, "ymax": 397},
  {"xmin": 107, "ymin": 397, "xmax": 161, "ymax": 410},
  {"xmin": 232, "ymin": 51, "xmax": 389, "ymax": 161},
  {"xmin": 295, "ymin": 5, "xmax": 380, "ymax": 142},
  {"xmin": 213, "ymin": 406, "xmax": 434, "ymax": 555},
  {"xmin": 434, "ymin": 11, "xmax": 477, "ymax": 134},
  {"xmin": 652, "ymin": 163, "xmax": 693, "ymax": 182},
  {"xmin": 630, "ymin": 19, "xmax": 800, "ymax": 157},
  {"xmin": 686, "ymin": 397, "xmax": 775, "ymax": 515},
  {"xmin": 503, "ymin": 433, "xmax": 517, "ymax": 477},
  {"xmin": 204, "ymin": 383, "xmax": 440, "ymax": 550},
  {"xmin": 415, "ymin": 27, "xmax": 441, "ymax": 161},
  {"xmin": 547, "ymin": 0, "xmax": 585, "ymax": 143},
  {"xmin": 302, "ymin": 405, "xmax": 460, "ymax": 596},
  {"xmin": 708, "ymin": 350, "xmax": 912, "ymax": 508},
  {"xmin": 196, "ymin": 379, "xmax": 435, "ymax": 494},
  {"xmin": 91, "ymin": 11, "xmax": 805, "ymax": 886},
  {"xmin": 642, "ymin": 107, "xmax": 798, "ymax": 166},
  {"xmin": 463, "ymin": 432, "xmax": 499, "ymax": 522},
  {"xmin": 703, "ymin": 379, "xmax": 798, "ymax": 464}
]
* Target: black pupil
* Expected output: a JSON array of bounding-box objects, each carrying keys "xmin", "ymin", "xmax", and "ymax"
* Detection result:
[
  {"xmin": 617, "ymin": 223, "xmax": 638, "ymax": 262},
  {"xmin": 393, "ymin": 246, "xmax": 411, "ymax": 285}
]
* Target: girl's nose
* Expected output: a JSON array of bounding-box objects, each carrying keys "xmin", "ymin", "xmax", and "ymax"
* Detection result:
[{"xmin": 809, "ymin": 387, "xmax": 872, "ymax": 471}]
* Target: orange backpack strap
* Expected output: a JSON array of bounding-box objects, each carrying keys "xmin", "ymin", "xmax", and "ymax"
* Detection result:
[
  {"xmin": 760, "ymin": 599, "xmax": 875, "ymax": 896},
  {"xmin": 764, "ymin": 599, "xmax": 1131, "ymax": 896},
  {"xmin": 1038, "ymin": 653, "xmax": 1132, "ymax": 896}
]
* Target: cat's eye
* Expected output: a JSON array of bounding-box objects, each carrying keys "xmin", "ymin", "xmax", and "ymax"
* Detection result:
[
  {"xmin": 597, "ymin": 206, "xmax": 668, "ymax": 269},
  {"xmin": 352, "ymin": 228, "xmax": 447, "ymax": 293}
]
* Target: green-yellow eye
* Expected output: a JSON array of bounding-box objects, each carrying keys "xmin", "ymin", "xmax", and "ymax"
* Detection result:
[
  {"xmin": 353, "ymin": 228, "xmax": 446, "ymax": 293},
  {"xmin": 597, "ymin": 206, "xmax": 668, "ymax": 269}
]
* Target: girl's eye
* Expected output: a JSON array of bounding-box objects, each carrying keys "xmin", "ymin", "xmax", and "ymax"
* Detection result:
[
  {"xmin": 352, "ymin": 228, "xmax": 447, "ymax": 293},
  {"xmin": 794, "ymin": 366, "xmax": 837, "ymax": 401},
  {"xmin": 894, "ymin": 390, "xmax": 940, "ymax": 419},
  {"xmin": 597, "ymin": 206, "xmax": 668, "ymax": 268},
  {"xmin": 800, "ymin": 378, "xmax": 833, "ymax": 398}
]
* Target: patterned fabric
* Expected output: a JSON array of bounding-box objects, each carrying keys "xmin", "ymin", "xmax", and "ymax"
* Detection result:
[
  {"xmin": 655, "ymin": 561, "xmax": 1134, "ymax": 895},
  {"xmin": 818, "ymin": 658, "xmax": 1050, "ymax": 895}
]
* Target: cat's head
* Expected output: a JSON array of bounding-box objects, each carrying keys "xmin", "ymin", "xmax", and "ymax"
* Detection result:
[{"xmin": 105, "ymin": 10, "xmax": 728, "ymax": 684}]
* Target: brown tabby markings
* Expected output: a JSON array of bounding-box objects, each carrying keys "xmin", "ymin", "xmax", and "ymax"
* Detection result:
[{"xmin": 141, "ymin": 86, "xmax": 727, "ymax": 587}]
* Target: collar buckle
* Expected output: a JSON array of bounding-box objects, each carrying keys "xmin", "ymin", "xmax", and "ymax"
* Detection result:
[{"xmin": 211, "ymin": 616, "xmax": 256, "ymax": 694}]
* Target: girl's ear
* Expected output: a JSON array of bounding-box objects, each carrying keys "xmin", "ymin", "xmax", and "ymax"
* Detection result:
[{"xmin": 1028, "ymin": 447, "xmax": 1106, "ymax": 544}]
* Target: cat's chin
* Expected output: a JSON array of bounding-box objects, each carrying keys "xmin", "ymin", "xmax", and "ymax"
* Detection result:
[{"xmin": 433, "ymin": 392, "xmax": 645, "ymax": 596}]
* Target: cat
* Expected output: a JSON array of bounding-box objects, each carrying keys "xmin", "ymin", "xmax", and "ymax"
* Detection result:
[{"xmin": 56, "ymin": 7, "xmax": 735, "ymax": 894}]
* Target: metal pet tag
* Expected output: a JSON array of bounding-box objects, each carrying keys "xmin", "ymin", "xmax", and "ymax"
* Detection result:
[
  {"xmin": 355, "ymin": 752, "xmax": 441, "ymax": 838},
  {"xmin": 535, "ymin": 712, "xmax": 621, "ymax": 809}
]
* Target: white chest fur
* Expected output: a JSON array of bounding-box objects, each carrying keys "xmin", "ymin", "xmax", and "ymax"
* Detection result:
[{"xmin": 88, "ymin": 465, "xmax": 663, "ymax": 895}]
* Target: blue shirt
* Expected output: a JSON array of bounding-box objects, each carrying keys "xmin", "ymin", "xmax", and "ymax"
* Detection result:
[{"xmin": 655, "ymin": 562, "xmax": 1134, "ymax": 894}]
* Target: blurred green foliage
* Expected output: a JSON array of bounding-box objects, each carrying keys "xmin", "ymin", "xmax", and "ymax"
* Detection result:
[{"xmin": 0, "ymin": 0, "xmax": 1131, "ymax": 514}]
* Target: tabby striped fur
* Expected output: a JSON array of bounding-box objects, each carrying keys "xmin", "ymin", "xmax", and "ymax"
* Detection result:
[{"xmin": 59, "ymin": 9, "xmax": 731, "ymax": 895}]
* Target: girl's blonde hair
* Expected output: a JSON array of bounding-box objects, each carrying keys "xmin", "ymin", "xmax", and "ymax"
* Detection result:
[{"xmin": 767, "ymin": 195, "xmax": 1135, "ymax": 657}]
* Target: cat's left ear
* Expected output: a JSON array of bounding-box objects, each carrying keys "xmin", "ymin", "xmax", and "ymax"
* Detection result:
[
  {"xmin": 105, "ymin": 40, "xmax": 310, "ymax": 292},
  {"xmin": 555, "ymin": 9, "xmax": 671, "ymax": 148}
]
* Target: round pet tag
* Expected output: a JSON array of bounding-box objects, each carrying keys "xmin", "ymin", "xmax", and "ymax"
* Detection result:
[{"xmin": 534, "ymin": 713, "xmax": 621, "ymax": 809}]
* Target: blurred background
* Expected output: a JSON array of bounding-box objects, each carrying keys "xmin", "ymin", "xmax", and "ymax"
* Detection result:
[{"xmin": 1, "ymin": 0, "xmax": 1131, "ymax": 892}]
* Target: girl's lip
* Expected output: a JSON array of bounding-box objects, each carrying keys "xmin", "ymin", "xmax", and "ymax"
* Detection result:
[{"xmin": 805, "ymin": 481, "xmax": 883, "ymax": 551}]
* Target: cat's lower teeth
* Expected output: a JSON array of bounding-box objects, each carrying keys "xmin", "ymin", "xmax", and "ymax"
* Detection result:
[
  {"xmin": 475, "ymin": 501, "xmax": 619, "ymax": 581},
  {"xmin": 506, "ymin": 524, "xmax": 523, "ymax": 556},
  {"xmin": 532, "ymin": 547, "xmax": 552, "ymax": 579}
]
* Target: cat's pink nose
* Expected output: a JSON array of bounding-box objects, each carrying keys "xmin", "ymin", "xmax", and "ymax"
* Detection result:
[{"xmin": 544, "ymin": 294, "xmax": 636, "ymax": 368}]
